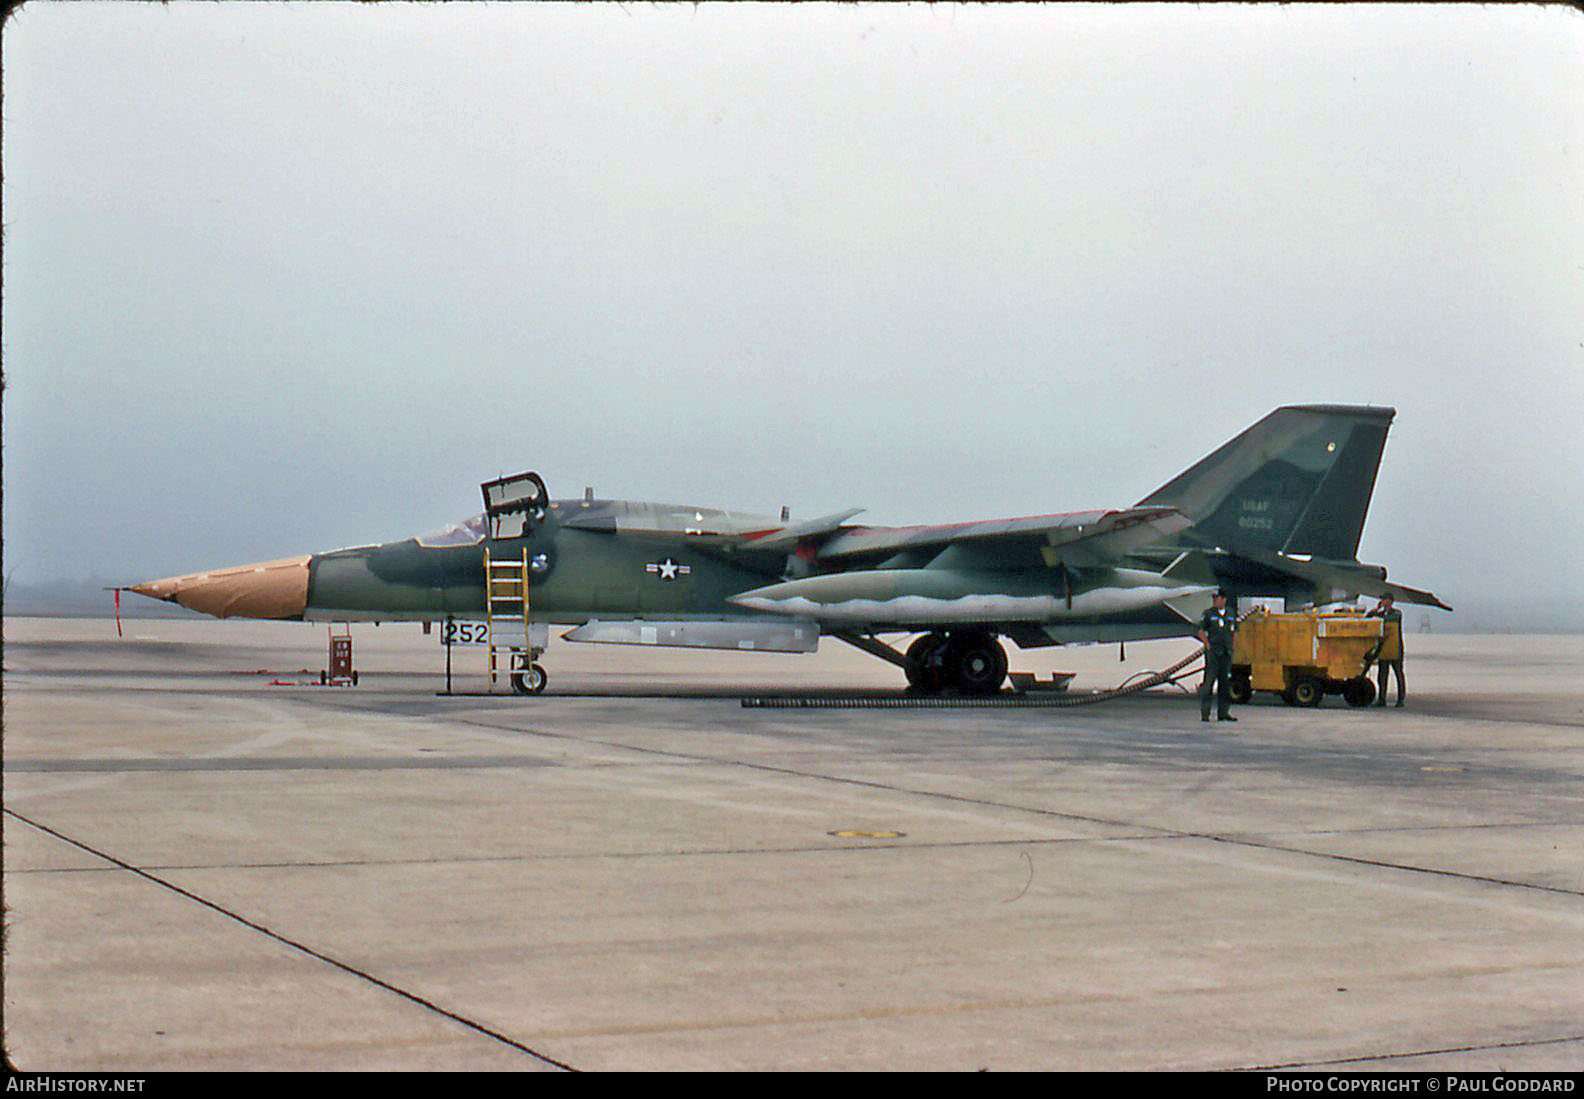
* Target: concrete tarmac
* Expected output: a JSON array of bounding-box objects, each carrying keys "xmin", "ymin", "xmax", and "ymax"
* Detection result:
[{"xmin": 3, "ymin": 617, "xmax": 1581, "ymax": 1071}]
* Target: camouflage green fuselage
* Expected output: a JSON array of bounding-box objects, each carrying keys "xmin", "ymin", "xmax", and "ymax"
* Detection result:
[
  {"xmin": 304, "ymin": 499, "xmax": 786, "ymax": 623},
  {"xmin": 300, "ymin": 496, "xmax": 1215, "ymax": 642}
]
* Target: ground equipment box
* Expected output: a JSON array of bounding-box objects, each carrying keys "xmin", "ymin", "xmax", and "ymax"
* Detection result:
[
  {"xmin": 320, "ymin": 624, "xmax": 358, "ymax": 687},
  {"xmin": 1230, "ymin": 608, "xmax": 1382, "ymax": 707}
]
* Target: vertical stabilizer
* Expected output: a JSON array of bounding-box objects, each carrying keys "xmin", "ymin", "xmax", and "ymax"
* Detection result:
[{"xmin": 1137, "ymin": 405, "xmax": 1394, "ymax": 560}]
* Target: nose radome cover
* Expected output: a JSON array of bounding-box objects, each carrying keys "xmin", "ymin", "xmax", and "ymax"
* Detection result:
[{"xmin": 132, "ymin": 555, "xmax": 311, "ymax": 619}]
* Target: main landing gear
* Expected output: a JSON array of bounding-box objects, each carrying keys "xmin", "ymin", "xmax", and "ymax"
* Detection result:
[{"xmin": 903, "ymin": 630, "xmax": 1009, "ymax": 695}]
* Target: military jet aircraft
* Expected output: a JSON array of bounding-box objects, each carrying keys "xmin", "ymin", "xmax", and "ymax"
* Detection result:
[{"xmin": 130, "ymin": 404, "xmax": 1450, "ymax": 694}]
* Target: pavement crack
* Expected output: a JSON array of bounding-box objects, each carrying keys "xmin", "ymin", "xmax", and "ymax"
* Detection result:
[
  {"xmin": 3, "ymin": 807, "xmax": 577, "ymax": 1072},
  {"xmin": 5, "ymin": 831, "xmax": 1175, "ymax": 875},
  {"xmin": 1197, "ymin": 833, "xmax": 1584, "ymax": 898}
]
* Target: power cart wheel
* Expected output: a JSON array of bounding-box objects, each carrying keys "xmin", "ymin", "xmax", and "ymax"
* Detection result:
[
  {"xmin": 1292, "ymin": 677, "xmax": 1324, "ymax": 708},
  {"xmin": 1343, "ymin": 677, "xmax": 1376, "ymax": 708},
  {"xmin": 1229, "ymin": 675, "xmax": 1253, "ymax": 705}
]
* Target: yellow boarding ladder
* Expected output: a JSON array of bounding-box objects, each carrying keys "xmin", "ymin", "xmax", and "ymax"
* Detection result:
[{"xmin": 483, "ymin": 547, "xmax": 530, "ymax": 691}]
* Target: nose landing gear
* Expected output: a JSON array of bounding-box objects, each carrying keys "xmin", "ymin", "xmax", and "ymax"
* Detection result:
[{"xmin": 509, "ymin": 656, "xmax": 548, "ymax": 695}]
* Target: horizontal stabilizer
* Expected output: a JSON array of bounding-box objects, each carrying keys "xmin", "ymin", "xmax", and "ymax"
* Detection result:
[
  {"xmin": 1231, "ymin": 549, "xmax": 1453, "ymax": 611},
  {"xmin": 1162, "ymin": 549, "xmax": 1218, "ymax": 586},
  {"xmin": 1164, "ymin": 590, "xmax": 1215, "ymax": 624},
  {"xmin": 1379, "ymin": 580, "xmax": 1453, "ymax": 612}
]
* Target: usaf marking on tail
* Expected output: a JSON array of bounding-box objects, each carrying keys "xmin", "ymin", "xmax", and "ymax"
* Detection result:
[{"xmin": 131, "ymin": 405, "xmax": 1450, "ymax": 694}]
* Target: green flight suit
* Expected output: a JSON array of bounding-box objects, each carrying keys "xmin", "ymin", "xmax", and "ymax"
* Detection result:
[
  {"xmin": 1199, "ymin": 605, "xmax": 1237, "ymax": 720},
  {"xmin": 1367, "ymin": 605, "xmax": 1405, "ymax": 705}
]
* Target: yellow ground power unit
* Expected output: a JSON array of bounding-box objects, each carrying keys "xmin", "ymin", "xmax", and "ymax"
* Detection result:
[{"xmin": 1229, "ymin": 608, "xmax": 1387, "ymax": 708}]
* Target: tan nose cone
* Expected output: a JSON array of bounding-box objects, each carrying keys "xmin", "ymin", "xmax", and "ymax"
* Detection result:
[{"xmin": 130, "ymin": 555, "xmax": 312, "ymax": 619}]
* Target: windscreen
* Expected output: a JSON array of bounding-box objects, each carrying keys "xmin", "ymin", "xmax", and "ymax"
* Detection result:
[{"xmin": 414, "ymin": 513, "xmax": 487, "ymax": 547}]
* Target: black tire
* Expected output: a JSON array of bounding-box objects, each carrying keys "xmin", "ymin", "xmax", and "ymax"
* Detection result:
[
  {"xmin": 1229, "ymin": 674, "xmax": 1253, "ymax": 705},
  {"xmin": 949, "ymin": 633, "xmax": 1008, "ymax": 695},
  {"xmin": 1343, "ymin": 677, "xmax": 1376, "ymax": 708},
  {"xmin": 904, "ymin": 634, "xmax": 948, "ymax": 692},
  {"xmin": 510, "ymin": 664, "xmax": 548, "ymax": 695},
  {"xmin": 1293, "ymin": 677, "xmax": 1324, "ymax": 708}
]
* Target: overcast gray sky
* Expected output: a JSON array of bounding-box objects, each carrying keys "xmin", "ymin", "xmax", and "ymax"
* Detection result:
[{"xmin": 3, "ymin": 2, "xmax": 1581, "ymax": 630}]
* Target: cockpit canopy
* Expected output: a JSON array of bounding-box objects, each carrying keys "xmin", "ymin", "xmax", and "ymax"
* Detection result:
[
  {"xmin": 414, "ymin": 472, "xmax": 550, "ymax": 547},
  {"xmin": 481, "ymin": 470, "xmax": 549, "ymax": 540}
]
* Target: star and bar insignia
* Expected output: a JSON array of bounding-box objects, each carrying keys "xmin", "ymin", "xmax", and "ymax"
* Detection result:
[{"xmin": 644, "ymin": 558, "xmax": 691, "ymax": 581}]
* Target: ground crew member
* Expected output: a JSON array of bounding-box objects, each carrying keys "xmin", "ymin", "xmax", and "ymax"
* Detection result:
[
  {"xmin": 1366, "ymin": 593, "xmax": 1405, "ymax": 707},
  {"xmin": 1198, "ymin": 590, "xmax": 1237, "ymax": 722}
]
